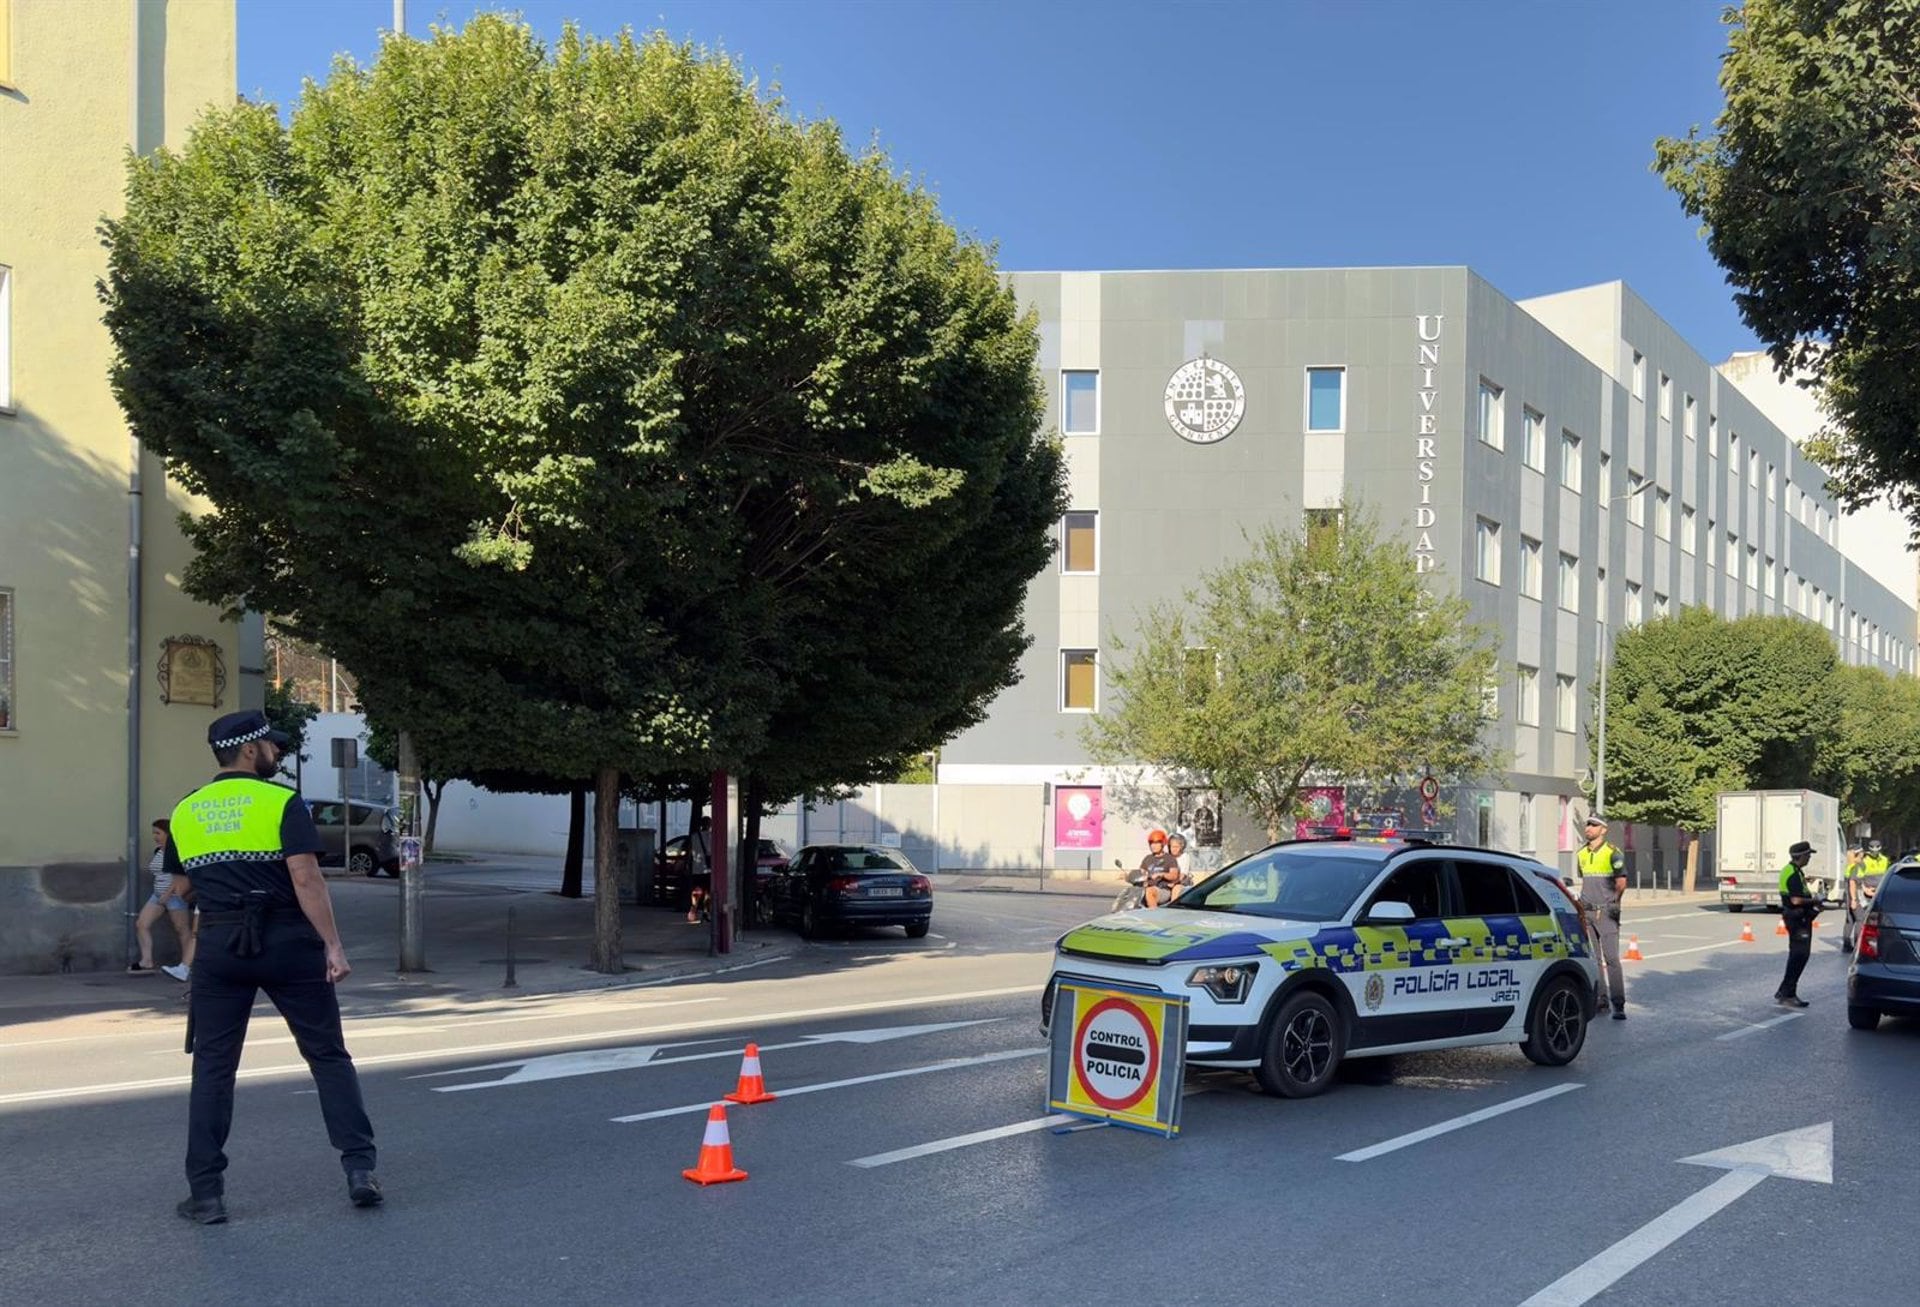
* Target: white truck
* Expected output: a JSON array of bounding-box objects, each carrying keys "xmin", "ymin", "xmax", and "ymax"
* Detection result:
[{"xmin": 1715, "ymin": 789, "xmax": 1845, "ymax": 911}]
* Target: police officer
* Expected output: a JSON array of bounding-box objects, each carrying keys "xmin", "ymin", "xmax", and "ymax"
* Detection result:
[
  {"xmin": 166, "ymin": 710, "xmax": 381, "ymax": 1224},
  {"xmin": 1843, "ymin": 841, "xmax": 1888, "ymax": 952},
  {"xmin": 1576, "ymin": 813, "xmax": 1628, "ymax": 1019},
  {"xmin": 1775, "ymin": 839, "xmax": 1819, "ymax": 1007}
]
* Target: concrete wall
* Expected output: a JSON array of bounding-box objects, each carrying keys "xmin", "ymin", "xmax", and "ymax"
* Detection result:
[{"xmin": 0, "ymin": 0, "xmax": 240, "ymax": 973}]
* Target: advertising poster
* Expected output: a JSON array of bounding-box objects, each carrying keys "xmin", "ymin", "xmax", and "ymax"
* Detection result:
[{"xmin": 1054, "ymin": 786, "xmax": 1103, "ymax": 850}]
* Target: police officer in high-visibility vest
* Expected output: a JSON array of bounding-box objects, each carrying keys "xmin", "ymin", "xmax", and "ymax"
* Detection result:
[
  {"xmin": 1843, "ymin": 839, "xmax": 1891, "ymax": 953},
  {"xmin": 1576, "ymin": 812, "xmax": 1629, "ymax": 1019},
  {"xmin": 165, "ymin": 710, "xmax": 381, "ymax": 1224},
  {"xmin": 1775, "ymin": 840, "xmax": 1820, "ymax": 1007}
]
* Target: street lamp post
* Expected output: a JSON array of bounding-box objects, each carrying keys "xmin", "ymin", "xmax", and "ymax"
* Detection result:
[{"xmin": 1594, "ymin": 480, "xmax": 1657, "ymax": 814}]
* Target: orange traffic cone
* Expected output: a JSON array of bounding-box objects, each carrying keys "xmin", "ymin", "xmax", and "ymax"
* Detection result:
[
  {"xmin": 1625, "ymin": 935, "xmax": 1644, "ymax": 961},
  {"xmin": 724, "ymin": 1043, "xmax": 778, "ymax": 1105},
  {"xmin": 682, "ymin": 1104, "xmax": 749, "ymax": 1185},
  {"xmin": 1739, "ymin": 920, "xmax": 1756, "ymax": 943},
  {"xmin": 1776, "ymin": 917, "xmax": 1789, "ymax": 936}
]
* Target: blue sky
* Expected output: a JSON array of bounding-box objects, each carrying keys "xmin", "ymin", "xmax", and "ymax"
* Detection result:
[{"xmin": 239, "ymin": 0, "xmax": 1753, "ymax": 358}]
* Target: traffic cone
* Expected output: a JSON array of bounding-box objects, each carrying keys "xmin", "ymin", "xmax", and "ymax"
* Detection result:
[
  {"xmin": 1625, "ymin": 935, "xmax": 1644, "ymax": 961},
  {"xmin": 724, "ymin": 1043, "xmax": 778, "ymax": 1105},
  {"xmin": 682, "ymin": 1104, "xmax": 748, "ymax": 1185},
  {"xmin": 1776, "ymin": 916, "xmax": 1789, "ymax": 936},
  {"xmin": 1739, "ymin": 920, "xmax": 1756, "ymax": 943}
]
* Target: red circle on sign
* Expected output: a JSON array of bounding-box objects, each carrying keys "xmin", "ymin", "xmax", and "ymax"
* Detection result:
[
  {"xmin": 1419, "ymin": 777, "xmax": 1440, "ymax": 801},
  {"xmin": 1072, "ymin": 996, "xmax": 1160, "ymax": 1112}
]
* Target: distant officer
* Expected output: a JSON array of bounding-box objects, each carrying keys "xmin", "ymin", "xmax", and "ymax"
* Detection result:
[
  {"xmin": 1843, "ymin": 839, "xmax": 1890, "ymax": 952},
  {"xmin": 1576, "ymin": 813, "xmax": 1628, "ymax": 1020},
  {"xmin": 1775, "ymin": 840, "xmax": 1819, "ymax": 1007},
  {"xmin": 166, "ymin": 710, "xmax": 381, "ymax": 1224}
]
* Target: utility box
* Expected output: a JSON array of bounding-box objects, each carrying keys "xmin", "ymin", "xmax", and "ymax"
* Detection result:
[{"xmin": 613, "ymin": 827, "xmax": 656, "ymax": 905}]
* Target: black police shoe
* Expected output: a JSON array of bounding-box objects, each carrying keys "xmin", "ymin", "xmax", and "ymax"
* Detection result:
[
  {"xmin": 176, "ymin": 1196, "xmax": 228, "ymax": 1225},
  {"xmin": 1775, "ymin": 993, "xmax": 1810, "ymax": 1008},
  {"xmin": 1611, "ymin": 1007, "xmax": 1627, "ymax": 1020},
  {"xmin": 348, "ymin": 1170, "xmax": 384, "ymax": 1208}
]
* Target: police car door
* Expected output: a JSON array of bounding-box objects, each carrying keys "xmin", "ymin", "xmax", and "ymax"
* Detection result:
[
  {"xmin": 1352, "ymin": 856, "xmax": 1464, "ymax": 1045},
  {"xmin": 1445, "ymin": 856, "xmax": 1537, "ymax": 1038}
]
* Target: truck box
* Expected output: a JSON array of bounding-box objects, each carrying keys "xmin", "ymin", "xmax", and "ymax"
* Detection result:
[{"xmin": 1716, "ymin": 789, "xmax": 1843, "ymax": 909}]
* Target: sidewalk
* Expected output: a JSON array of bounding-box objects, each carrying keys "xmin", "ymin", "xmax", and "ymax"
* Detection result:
[{"xmin": 0, "ymin": 859, "xmax": 801, "ymax": 1020}]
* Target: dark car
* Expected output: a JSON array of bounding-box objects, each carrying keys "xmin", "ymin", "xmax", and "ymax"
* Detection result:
[
  {"xmin": 1848, "ymin": 864, "xmax": 1920, "ymax": 1030},
  {"xmin": 769, "ymin": 844, "xmax": 933, "ymax": 939},
  {"xmin": 307, "ymin": 800, "xmax": 400, "ymax": 877},
  {"xmin": 653, "ymin": 835, "xmax": 790, "ymax": 911}
]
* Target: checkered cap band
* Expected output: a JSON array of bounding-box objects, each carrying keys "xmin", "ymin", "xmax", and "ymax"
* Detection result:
[{"xmin": 211, "ymin": 723, "xmax": 271, "ymax": 750}]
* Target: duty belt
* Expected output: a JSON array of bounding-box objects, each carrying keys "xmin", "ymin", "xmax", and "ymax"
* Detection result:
[{"xmin": 199, "ymin": 900, "xmax": 305, "ymax": 958}]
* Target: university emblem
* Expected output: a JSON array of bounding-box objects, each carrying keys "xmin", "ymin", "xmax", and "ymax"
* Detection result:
[{"xmin": 1163, "ymin": 357, "xmax": 1246, "ymax": 444}]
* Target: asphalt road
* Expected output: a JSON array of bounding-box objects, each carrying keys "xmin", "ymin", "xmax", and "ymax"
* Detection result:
[{"xmin": 2, "ymin": 895, "xmax": 1910, "ymax": 1306}]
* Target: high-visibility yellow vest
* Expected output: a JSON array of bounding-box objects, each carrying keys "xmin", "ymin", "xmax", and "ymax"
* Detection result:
[
  {"xmin": 1577, "ymin": 842, "xmax": 1623, "ymax": 878},
  {"xmin": 169, "ymin": 776, "xmax": 298, "ymax": 871}
]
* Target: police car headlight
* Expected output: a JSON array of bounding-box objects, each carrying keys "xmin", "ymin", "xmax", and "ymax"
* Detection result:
[{"xmin": 1187, "ymin": 963, "xmax": 1258, "ymax": 1003}]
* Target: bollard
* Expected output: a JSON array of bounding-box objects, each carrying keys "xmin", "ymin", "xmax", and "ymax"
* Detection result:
[{"xmin": 503, "ymin": 904, "xmax": 518, "ymax": 989}]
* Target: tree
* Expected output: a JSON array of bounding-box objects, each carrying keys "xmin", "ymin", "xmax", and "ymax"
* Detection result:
[
  {"xmin": 1818, "ymin": 662, "xmax": 1920, "ymax": 836},
  {"xmin": 1655, "ymin": 0, "xmax": 1920, "ymax": 525},
  {"xmin": 1081, "ymin": 506, "xmax": 1501, "ymax": 841},
  {"xmin": 102, "ymin": 17, "xmax": 1058, "ymax": 970},
  {"xmin": 1597, "ymin": 608, "xmax": 1839, "ymax": 828},
  {"xmin": 265, "ymin": 678, "xmax": 321, "ymax": 770}
]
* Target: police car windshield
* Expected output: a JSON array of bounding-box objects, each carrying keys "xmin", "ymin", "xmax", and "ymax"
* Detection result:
[{"xmin": 1180, "ymin": 845, "xmax": 1385, "ymax": 921}]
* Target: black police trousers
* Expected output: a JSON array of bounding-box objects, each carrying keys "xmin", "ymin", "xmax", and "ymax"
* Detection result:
[
  {"xmin": 186, "ymin": 920, "xmax": 375, "ymax": 1198},
  {"xmin": 1776, "ymin": 917, "xmax": 1812, "ymax": 998}
]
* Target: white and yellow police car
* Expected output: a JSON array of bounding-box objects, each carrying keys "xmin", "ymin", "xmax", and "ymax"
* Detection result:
[{"xmin": 1043, "ymin": 838, "xmax": 1600, "ymax": 1097}]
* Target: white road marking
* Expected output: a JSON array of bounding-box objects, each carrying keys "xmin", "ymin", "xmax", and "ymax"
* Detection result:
[
  {"xmin": 849, "ymin": 1114, "xmax": 1073, "ymax": 1166},
  {"xmin": 1337, "ymin": 1083, "xmax": 1584, "ymax": 1162},
  {"xmin": 1519, "ymin": 1123, "xmax": 1832, "ymax": 1306},
  {"xmin": 1641, "ymin": 941, "xmax": 1741, "ymax": 960},
  {"xmin": 1714, "ymin": 1011, "xmax": 1805, "ymax": 1041},
  {"xmin": 610, "ymin": 1047, "xmax": 1047, "ymax": 1122},
  {"xmin": 0, "ymin": 984, "xmax": 1042, "ymax": 1106}
]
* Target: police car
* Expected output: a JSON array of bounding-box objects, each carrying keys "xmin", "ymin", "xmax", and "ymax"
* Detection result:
[{"xmin": 1043, "ymin": 837, "xmax": 1599, "ymax": 1097}]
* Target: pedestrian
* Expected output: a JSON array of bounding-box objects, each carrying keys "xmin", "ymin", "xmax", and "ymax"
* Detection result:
[
  {"xmin": 1844, "ymin": 839, "xmax": 1891, "ymax": 953},
  {"xmin": 165, "ymin": 709, "xmax": 380, "ymax": 1224},
  {"xmin": 132, "ymin": 817, "xmax": 195, "ymax": 981},
  {"xmin": 1576, "ymin": 812, "xmax": 1628, "ymax": 1020},
  {"xmin": 687, "ymin": 815, "xmax": 713, "ymax": 925},
  {"xmin": 1775, "ymin": 840, "xmax": 1820, "ymax": 1007}
]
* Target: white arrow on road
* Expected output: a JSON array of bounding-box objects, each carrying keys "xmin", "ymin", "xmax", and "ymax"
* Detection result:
[
  {"xmin": 1519, "ymin": 1122, "xmax": 1833, "ymax": 1307},
  {"xmin": 423, "ymin": 1019, "xmax": 999, "ymax": 1092}
]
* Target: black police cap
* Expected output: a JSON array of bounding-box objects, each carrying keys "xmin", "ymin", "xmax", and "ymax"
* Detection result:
[
  {"xmin": 1789, "ymin": 840, "xmax": 1815, "ymax": 858},
  {"xmin": 208, "ymin": 709, "xmax": 290, "ymax": 752}
]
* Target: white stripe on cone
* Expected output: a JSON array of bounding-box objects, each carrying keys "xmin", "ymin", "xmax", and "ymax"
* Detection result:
[{"xmin": 703, "ymin": 1115, "xmax": 730, "ymax": 1146}]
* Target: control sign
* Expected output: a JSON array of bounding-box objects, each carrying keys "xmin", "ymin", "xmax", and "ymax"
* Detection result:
[{"xmin": 1047, "ymin": 981, "xmax": 1188, "ymax": 1137}]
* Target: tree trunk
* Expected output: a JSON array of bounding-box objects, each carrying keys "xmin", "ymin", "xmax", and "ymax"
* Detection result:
[
  {"xmin": 423, "ymin": 779, "xmax": 444, "ymax": 856},
  {"xmin": 560, "ymin": 784, "xmax": 586, "ymax": 898},
  {"xmin": 589, "ymin": 766, "xmax": 623, "ymax": 973},
  {"xmin": 741, "ymin": 775, "xmax": 764, "ymax": 932}
]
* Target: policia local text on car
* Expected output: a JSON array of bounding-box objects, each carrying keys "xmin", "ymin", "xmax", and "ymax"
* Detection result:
[{"xmin": 164, "ymin": 709, "xmax": 383, "ymax": 1225}]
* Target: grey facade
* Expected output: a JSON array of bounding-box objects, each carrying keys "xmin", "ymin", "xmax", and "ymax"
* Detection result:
[{"xmin": 941, "ymin": 268, "xmax": 1916, "ymax": 871}]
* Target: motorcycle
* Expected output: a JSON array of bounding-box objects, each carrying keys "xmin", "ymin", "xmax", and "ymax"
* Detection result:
[{"xmin": 1111, "ymin": 859, "xmax": 1149, "ymax": 912}]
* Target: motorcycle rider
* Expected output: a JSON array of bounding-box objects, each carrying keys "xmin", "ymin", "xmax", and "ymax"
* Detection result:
[
  {"xmin": 1167, "ymin": 833, "xmax": 1193, "ymax": 897},
  {"xmin": 1139, "ymin": 829, "xmax": 1183, "ymax": 908}
]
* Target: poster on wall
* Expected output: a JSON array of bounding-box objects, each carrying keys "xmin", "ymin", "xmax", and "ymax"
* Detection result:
[
  {"xmin": 1054, "ymin": 786, "xmax": 1104, "ymax": 850},
  {"xmin": 1295, "ymin": 786, "xmax": 1346, "ymax": 839},
  {"xmin": 1176, "ymin": 788, "xmax": 1223, "ymax": 849}
]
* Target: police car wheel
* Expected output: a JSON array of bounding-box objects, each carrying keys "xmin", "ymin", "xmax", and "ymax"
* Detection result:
[
  {"xmin": 1254, "ymin": 991, "xmax": 1344, "ymax": 1098},
  {"xmin": 1521, "ymin": 977, "xmax": 1587, "ymax": 1067}
]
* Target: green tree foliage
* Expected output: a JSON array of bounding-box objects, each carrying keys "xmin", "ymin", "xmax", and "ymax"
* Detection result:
[
  {"xmin": 1081, "ymin": 506, "xmax": 1501, "ymax": 841},
  {"xmin": 1818, "ymin": 662, "xmax": 1920, "ymax": 833},
  {"xmin": 264, "ymin": 679, "xmax": 320, "ymax": 767},
  {"xmin": 102, "ymin": 18, "xmax": 1059, "ymax": 968},
  {"xmin": 1598, "ymin": 609, "xmax": 1840, "ymax": 828},
  {"xmin": 1655, "ymin": 0, "xmax": 1920, "ymax": 524}
]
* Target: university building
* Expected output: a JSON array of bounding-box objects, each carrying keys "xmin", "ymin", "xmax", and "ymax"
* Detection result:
[
  {"xmin": 0, "ymin": 0, "xmax": 248, "ymax": 972},
  {"xmin": 939, "ymin": 268, "xmax": 1918, "ymax": 878}
]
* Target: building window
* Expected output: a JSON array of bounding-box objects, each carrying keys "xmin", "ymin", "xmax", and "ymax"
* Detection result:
[
  {"xmin": 1654, "ymin": 489, "xmax": 1671, "ymax": 541},
  {"xmin": 1517, "ymin": 666, "xmax": 1540, "ymax": 726},
  {"xmin": 1306, "ymin": 366, "xmax": 1345, "ymax": 433},
  {"xmin": 1681, "ymin": 504, "xmax": 1696, "ymax": 554},
  {"xmin": 1745, "ymin": 545, "xmax": 1758, "ymax": 588},
  {"xmin": 1709, "ymin": 413, "xmax": 1718, "ymax": 453},
  {"xmin": 0, "ymin": 263, "xmax": 11, "ymax": 411},
  {"xmin": 1631, "ymin": 351, "xmax": 1645, "ymax": 399},
  {"xmin": 0, "ymin": 588, "xmax": 12, "ymax": 730},
  {"xmin": 1625, "ymin": 582, "xmax": 1643, "ymax": 627},
  {"xmin": 1305, "ymin": 507, "xmax": 1343, "ymax": 551},
  {"xmin": 1655, "ymin": 591, "xmax": 1670, "ymax": 619},
  {"xmin": 1706, "ymin": 519, "xmax": 1717, "ymax": 567},
  {"xmin": 1748, "ymin": 448, "xmax": 1759, "ymax": 488},
  {"xmin": 1727, "ymin": 532, "xmax": 1739, "ymax": 578},
  {"xmin": 1519, "ymin": 792, "xmax": 1537, "ymax": 852},
  {"xmin": 1764, "ymin": 557, "xmax": 1777, "ymax": 600},
  {"xmin": 1481, "ymin": 673, "xmax": 1499, "ymax": 720},
  {"xmin": 1766, "ymin": 463, "xmax": 1776, "ymax": 502},
  {"xmin": 1519, "ymin": 536, "xmax": 1543, "ymax": 599},
  {"xmin": 1061, "ymin": 511, "xmax": 1098, "ymax": 573},
  {"xmin": 1596, "ymin": 567, "xmax": 1607, "ymax": 623},
  {"xmin": 1478, "ymin": 380, "xmax": 1505, "ymax": 450},
  {"xmin": 1627, "ymin": 472, "xmax": 1647, "ymax": 525},
  {"xmin": 1558, "ymin": 553, "xmax": 1579, "ymax": 612},
  {"xmin": 1476, "ymin": 517, "xmax": 1502, "ymax": 585},
  {"xmin": 1559, "ymin": 430, "xmax": 1582, "ymax": 492},
  {"xmin": 1061, "ymin": 649, "xmax": 1097, "ymax": 712},
  {"xmin": 1523, "ymin": 408, "xmax": 1546, "ymax": 471},
  {"xmin": 1658, "ymin": 373, "xmax": 1672, "ymax": 421},
  {"xmin": 1683, "ymin": 394, "xmax": 1697, "ymax": 440},
  {"xmin": 1062, "ymin": 370, "xmax": 1099, "ymax": 435},
  {"xmin": 1556, "ymin": 675, "xmax": 1577, "ymax": 734}
]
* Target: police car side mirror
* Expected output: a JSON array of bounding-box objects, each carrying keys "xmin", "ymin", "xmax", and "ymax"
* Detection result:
[{"xmin": 1365, "ymin": 901, "xmax": 1416, "ymax": 924}]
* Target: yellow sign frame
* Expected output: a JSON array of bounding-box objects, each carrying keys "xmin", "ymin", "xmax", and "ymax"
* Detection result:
[{"xmin": 1047, "ymin": 979, "xmax": 1188, "ymax": 1137}]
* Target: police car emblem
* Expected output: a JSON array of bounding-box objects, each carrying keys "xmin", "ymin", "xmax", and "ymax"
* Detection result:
[
  {"xmin": 1163, "ymin": 358, "xmax": 1246, "ymax": 444},
  {"xmin": 1364, "ymin": 973, "xmax": 1385, "ymax": 1011}
]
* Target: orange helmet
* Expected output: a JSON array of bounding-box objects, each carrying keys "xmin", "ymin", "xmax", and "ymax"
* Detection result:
[{"xmin": 1148, "ymin": 828, "xmax": 1168, "ymax": 844}]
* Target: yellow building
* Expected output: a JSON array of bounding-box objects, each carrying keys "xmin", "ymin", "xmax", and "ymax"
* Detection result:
[{"xmin": 0, "ymin": 0, "xmax": 248, "ymax": 973}]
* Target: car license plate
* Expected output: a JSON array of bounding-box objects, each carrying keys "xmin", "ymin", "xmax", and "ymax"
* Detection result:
[{"xmin": 868, "ymin": 887, "xmax": 903, "ymax": 898}]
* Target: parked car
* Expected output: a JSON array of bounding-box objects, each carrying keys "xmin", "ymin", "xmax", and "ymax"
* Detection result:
[
  {"xmin": 1847, "ymin": 864, "xmax": 1920, "ymax": 1031},
  {"xmin": 768, "ymin": 845, "xmax": 933, "ymax": 939},
  {"xmin": 306, "ymin": 800, "xmax": 400, "ymax": 877},
  {"xmin": 653, "ymin": 835, "xmax": 790, "ymax": 911}
]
